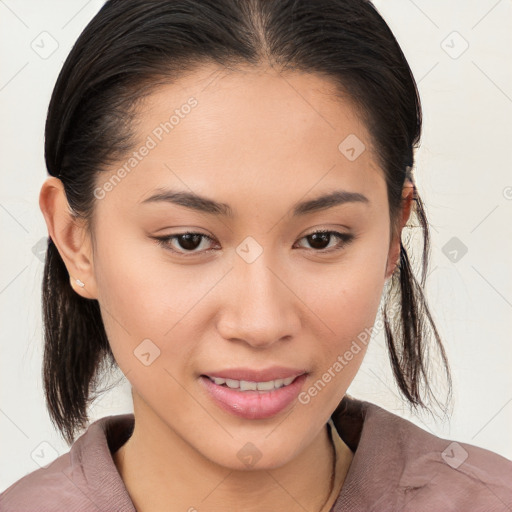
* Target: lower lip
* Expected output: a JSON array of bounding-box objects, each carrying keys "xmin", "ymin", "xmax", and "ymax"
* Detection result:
[{"xmin": 199, "ymin": 374, "xmax": 307, "ymax": 420}]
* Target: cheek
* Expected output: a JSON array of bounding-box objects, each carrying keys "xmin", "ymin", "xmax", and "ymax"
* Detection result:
[
  {"xmin": 295, "ymin": 230, "xmax": 389, "ymax": 376},
  {"xmin": 91, "ymin": 227, "xmax": 167, "ymax": 361},
  {"xmin": 91, "ymin": 226, "xmax": 220, "ymax": 373},
  {"xmin": 304, "ymin": 233, "xmax": 389, "ymax": 330}
]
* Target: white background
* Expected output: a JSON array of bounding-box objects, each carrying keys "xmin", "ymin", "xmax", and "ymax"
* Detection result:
[{"xmin": 1, "ymin": 0, "xmax": 511, "ymax": 492}]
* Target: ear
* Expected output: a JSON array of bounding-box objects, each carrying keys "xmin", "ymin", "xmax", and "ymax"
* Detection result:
[
  {"xmin": 384, "ymin": 179, "xmax": 415, "ymax": 281},
  {"xmin": 39, "ymin": 177, "xmax": 98, "ymax": 300}
]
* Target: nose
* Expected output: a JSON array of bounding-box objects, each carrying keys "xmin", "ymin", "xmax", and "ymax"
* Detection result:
[{"xmin": 216, "ymin": 251, "xmax": 301, "ymax": 349}]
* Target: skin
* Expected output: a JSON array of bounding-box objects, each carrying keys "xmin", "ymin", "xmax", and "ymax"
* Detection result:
[{"xmin": 39, "ymin": 63, "xmax": 413, "ymax": 512}]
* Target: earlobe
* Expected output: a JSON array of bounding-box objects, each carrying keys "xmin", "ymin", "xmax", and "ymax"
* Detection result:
[
  {"xmin": 384, "ymin": 239, "xmax": 400, "ymax": 281},
  {"xmin": 400, "ymin": 179, "xmax": 415, "ymax": 228},
  {"xmin": 384, "ymin": 180, "xmax": 415, "ymax": 281},
  {"xmin": 39, "ymin": 177, "xmax": 98, "ymax": 300}
]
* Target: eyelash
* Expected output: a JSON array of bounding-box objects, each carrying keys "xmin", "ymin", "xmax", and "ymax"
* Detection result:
[{"xmin": 151, "ymin": 229, "xmax": 355, "ymax": 257}]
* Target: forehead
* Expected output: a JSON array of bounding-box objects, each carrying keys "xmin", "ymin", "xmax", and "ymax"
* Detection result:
[{"xmin": 96, "ymin": 63, "xmax": 386, "ymax": 216}]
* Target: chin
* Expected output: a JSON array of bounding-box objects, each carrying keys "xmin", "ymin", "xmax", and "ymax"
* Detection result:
[{"xmin": 197, "ymin": 435, "xmax": 302, "ymax": 472}]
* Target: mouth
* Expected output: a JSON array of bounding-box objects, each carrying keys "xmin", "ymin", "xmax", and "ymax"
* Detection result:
[{"xmin": 199, "ymin": 371, "xmax": 308, "ymax": 420}]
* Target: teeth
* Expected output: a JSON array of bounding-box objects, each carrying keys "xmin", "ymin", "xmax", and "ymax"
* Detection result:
[
  {"xmin": 208, "ymin": 375, "xmax": 296, "ymax": 391},
  {"xmin": 274, "ymin": 378, "xmax": 284, "ymax": 388},
  {"xmin": 225, "ymin": 379, "xmax": 239, "ymax": 389},
  {"xmin": 256, "ymin": 380, "xmax": 274, "ymax": 391},
  {"xmin": 241, "ymin": 380, "xmax": 258, "ymax": 391}
]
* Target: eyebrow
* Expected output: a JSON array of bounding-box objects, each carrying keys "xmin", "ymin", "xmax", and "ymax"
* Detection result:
[{"xmin": 140, "ymin": 188, "xmax": 369, "ymax": 217}]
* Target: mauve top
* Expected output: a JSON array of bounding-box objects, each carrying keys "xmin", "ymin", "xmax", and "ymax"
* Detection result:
[{"xmin": 1, "ymin": 395, "xmax": 511, "ymax": 511}]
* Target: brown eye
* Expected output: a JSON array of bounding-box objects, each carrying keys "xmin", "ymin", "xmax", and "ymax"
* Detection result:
[
  {"xmin": 295, "ymin": 230, "xmax": 354, "ymax": 253},
  {"xmin": 152, "ymin": 232, "xmax": 216, "ymax": 255},
  {"xmin": 174, "ymin": 233, "xmax": 203, "ymax": 251}
]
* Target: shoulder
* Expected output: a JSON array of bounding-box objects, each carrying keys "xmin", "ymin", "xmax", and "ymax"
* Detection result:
[
  {"xmin": 331, "ymin": 396, "xmax": 512, "ymax": 511},
  {"xmin": 0, "ymin": 451, "xmax": 84, "ymax": 512},
  {"xmin": 391, "ymin": 411, "xmax": 512, "ymax": 511},
  {"xmin": 0, "ymin": 414, "xmax": 136, "ymax": 512}
]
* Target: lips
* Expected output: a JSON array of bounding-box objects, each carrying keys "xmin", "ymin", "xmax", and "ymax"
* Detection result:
[{"xmin": 199, "ymin": 367, "xmax": 308, "ymax": 420}]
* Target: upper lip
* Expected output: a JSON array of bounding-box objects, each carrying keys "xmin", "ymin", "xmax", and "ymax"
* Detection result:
[{"xmin": 203, "ymin": 366, "xmax": 307, "ymax": 382}]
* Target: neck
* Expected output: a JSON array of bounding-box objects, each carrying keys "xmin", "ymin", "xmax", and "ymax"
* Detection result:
[{"xmin": 113, "ymin": 398, "xmax": 353, "ymax": 512}]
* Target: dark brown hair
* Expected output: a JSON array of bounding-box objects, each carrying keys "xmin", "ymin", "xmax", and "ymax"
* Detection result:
[{"xmin": 42, "ymin": 0, "xmax": 452, "ymax": 445}]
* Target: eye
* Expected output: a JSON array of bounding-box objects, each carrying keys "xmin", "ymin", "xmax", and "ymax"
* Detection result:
[
  {"xmin": 151, "ymin": 232, "xmax": 217, "ymax": 255},
  {"xmin": 151, "ymin": 229, "xmax": 354, "ymax": 257},
  {"xmin": 294, "ymin": 230, "xmax": 355, "ymax": 253}
]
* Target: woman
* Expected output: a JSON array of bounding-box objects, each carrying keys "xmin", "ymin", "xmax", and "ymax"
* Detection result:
[{"xmin": 1, "ymin": 0, "xmax": 511, "ymax": 510}]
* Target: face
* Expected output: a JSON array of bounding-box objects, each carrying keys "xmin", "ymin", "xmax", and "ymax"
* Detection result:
[{"xmin": 50, "ymin": 64, "xmax": 410, "ymax": 469}]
